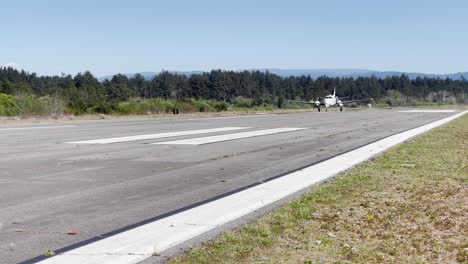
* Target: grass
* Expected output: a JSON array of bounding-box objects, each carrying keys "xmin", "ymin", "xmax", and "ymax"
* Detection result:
[{"xmin": 170, "ymin": 114, "xmax": 468, "ymax": 264}]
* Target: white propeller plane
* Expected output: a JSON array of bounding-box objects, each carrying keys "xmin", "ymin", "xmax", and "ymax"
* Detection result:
[{"xmin": 290, "ymin": 88, "xmax": 373, "ymax": 112}]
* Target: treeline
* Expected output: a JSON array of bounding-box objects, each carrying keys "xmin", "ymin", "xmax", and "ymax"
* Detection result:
[{"xmin": 0, "ymin": 67, "xmax": 467, "ymax": 115}]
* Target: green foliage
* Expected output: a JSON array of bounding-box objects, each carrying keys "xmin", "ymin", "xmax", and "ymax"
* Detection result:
[
  {"xmin": 276, "ymin": 96, "xmax": 285, "ymax": 108},
  {"xmin": 0, "ymin": 93, "xmax": 20, "ymax": 116},
  {"xmin": 233, "ymin": 96, "xmax": 253, "ymax": 108},
  {"xmin": 106, "ymin": 83, "xmax": 135, "ymax": 102},
  {"xmin": 0, "ymin": 81, "xmax": 13, "ymax": 94},
  {"xmin": 13, "ymin": 94, "xmax": 47, "ymax": 115},
  {"xmin": 0, "ymin": 81, "xmax": 33, "ymax": 95},
  {"xmin": 213, "ymin": 101, "xmax": 229, "ymax": 112},
  {"xmin": 115, "ymin": 98, "xmax": 179, "ymax": 115},
  {"xmin": 11, "ymin": 93, "xmax": 66, "ymax": 115},
  {"xmin": 382, "ymin": 90, "xmax": 407, "ymax": 106},
  {"xmin": 196, "ymin": 102, "xmax": 209, "ymax": 112},
  {"xmin": 191, "ymin": 99, "xmax": 215, "ymax": 112},
  {"xmin": 1, "ymin": 67, "xmax": 467, "ymax": 116},
  {"xmin": 86, "ymin": 102, "xmax": 115, "ymax": 114},
  {"xmin": 40, "ymin": 94, "xmax": 66, "ymax": 115},
  {"xmin": 114, "ymin": 98, "xmax": 231, "ymax": 115}
]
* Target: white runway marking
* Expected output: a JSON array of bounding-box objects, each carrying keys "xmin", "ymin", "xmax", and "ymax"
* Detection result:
[
  {"xmin": 153, "ymin": 127, "xmax": 308, "ymax": 145},
  {"xmin": 0, "ymin": 125, "xmax": 76, "ymax": 131},
  {"xmin": 36, "ymin": 111, "xmax": 467, "ymax": 264},
  {"xmin": 0, "ymin": 179, "xmax": 14, "ymax": 184},
  {"xmin": 67, "ymin": 127, "xmax": 250, "ymax": 144},
  {"xmin": 398, "ymin": 109, "xmax": 457, "ymax": 113}
]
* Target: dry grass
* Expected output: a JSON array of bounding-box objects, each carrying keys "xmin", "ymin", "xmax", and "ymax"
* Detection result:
[{"xmin": 170, "ymin": 114, "xmax": 468, "ymax": 264}]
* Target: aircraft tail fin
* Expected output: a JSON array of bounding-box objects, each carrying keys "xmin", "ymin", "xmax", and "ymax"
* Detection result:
[{"xmin": 333, "ymin": 87, "xmax": 336, "ymax": 97}]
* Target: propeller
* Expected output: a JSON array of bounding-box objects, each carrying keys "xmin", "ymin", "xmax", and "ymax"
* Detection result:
[
  {"xmin": 336, "ymin": 96, "xmax": 343, "ymax": 107},
  {"xmin": 314, "ymin": 97, "xmax": 321, "ymax": 107}
]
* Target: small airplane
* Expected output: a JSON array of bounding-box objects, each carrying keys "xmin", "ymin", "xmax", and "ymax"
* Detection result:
[{"xmin": 289, "ymin": 88, "xmax": 373, "ymax": 112}]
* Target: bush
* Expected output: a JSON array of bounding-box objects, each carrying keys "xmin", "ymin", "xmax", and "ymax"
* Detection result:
[
  {"xmin": 148, "ymin": 98, "xmax": 178, "ymax": 113},
  {"xmin": 40, "ymin": 95, "xmax": 66, "ymax": 115},
  {"xmin": 88, "ymin": 102, "xmax": 116, "ymax": 114},
  {"xmin": 277, "ymin": 96, "xmax": 285, "ymax": 108},
  {"xmin": 0, "ymin": 93, "xmax": 20, "ymax": 116},
  {"xmin": 12, "ymin": 94, "xmax": 67, "ymax": 115},
  {"xmin": 213, "ymin": 101, "xmax": 229, "ymax": 112},
  {"xmin": 13, "ymin": 94, "xmax": 47, "ymax": 115},
  {"xmin": 192, "ymin": 99, "xmax": 214, "ymax": 112},
  {"xmin": 114, "ymin": 98, "xmax": 230, "ymax": 114},
  {"xmin": 115, "ymin": 98, "xmax": 182, "ymax": 115},
  {"xmin": 181, "ymin": 102, "xmax": 197, "ymax": 113},
  {"xmin": 233, "ymin": 97, "xmax": 253, "ymax": 108}
]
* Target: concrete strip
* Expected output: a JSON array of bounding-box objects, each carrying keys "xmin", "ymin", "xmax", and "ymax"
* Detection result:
[
  {"xmin": 36, "ymin": 111, "xmax": 467, "ymax": 264},
  {"xmin": 398, "ymin": 109, "xmax": 457, "ymax": 113},
  {"xmin": 153, "ymin": 128, "xmax": 307, "ymax": 145},
  {"xmin": 66, "ymin": 127, "xmax": 250, "ymax": 144},
  {"xmin": 0, "ymin": 125, "xmax": 76, "ymax": 131}
]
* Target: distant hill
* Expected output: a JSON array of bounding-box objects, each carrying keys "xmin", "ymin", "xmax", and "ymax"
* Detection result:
[
  {"xmin": 99, "ymin": 71, "xmax": 203, "ymax": 81},
  {"xmin": 99, "ymin": 69, "xmax": 468, "ymax": 81},
  {"xmin": 250, "ymin": 69, "xmax": 468, "ymax": 80}
]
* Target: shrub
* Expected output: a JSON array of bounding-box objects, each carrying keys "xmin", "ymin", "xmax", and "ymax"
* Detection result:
[
  {"xmin": 277, "ymin": 96, "xmax": 285, "ymax": 108},
  {"xmin": 192, "ymin": 99, "xmax": 214, "ymax": 112},
  {"xmin": 115, "ymin": 98, "xmax": 185, "ymax": 114},
  {"xmin": 233, "ymin": 97, "xmax": 253, "ymax": 108},
  {"xmin": 13, "ymin": 94, "xmax": 49, "ymax": 115},
  {"xmin": 40, "ymin": 95, "xmax": 66, "ymax": 115},
  {"xmin": 113, "ymin": 98, "xmax": 234, "ymax": 115},
  {"xmin": 0, "ymin": 93, "xmax": 20, "ymax": 116},
  {"xmin": 213, "ymin": 101, "xmax": 229, "ymax": 112},
  {"xmin": 181, "ymin": 102, "xmax": 197, "ymax": 113},
  {"xmin": 10, "ymin": 93, "xmax": 66, "ymax": 115},
  {"xmin": 86, "ymin": 102, "xmax": 116, "ymax": 114}
]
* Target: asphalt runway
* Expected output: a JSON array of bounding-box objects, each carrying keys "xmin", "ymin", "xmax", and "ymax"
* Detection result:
[{"xmin": 0, "ymin": 109, "xmax": 459, "ymax": 263}]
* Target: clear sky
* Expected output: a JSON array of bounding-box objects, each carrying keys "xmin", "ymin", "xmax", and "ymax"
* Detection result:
[{"xmin": 1, "ymin": 0, "xmax": 467, "ymax": 76}]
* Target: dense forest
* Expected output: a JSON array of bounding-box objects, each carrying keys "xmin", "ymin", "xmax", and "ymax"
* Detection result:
[{"xmin": 0, "ymin": 67, "xmax": 467, "ymax": 116}]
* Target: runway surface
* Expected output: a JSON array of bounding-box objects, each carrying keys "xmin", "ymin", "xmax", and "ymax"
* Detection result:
[{"xmin": 0, "ymin": 109, "xmax": 459, "ymax": 263}]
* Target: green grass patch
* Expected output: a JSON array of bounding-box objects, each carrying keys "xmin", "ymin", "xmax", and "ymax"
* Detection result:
[{"xmin": 170, "ymin": 114, "xmax": 468, "ymax": 264}]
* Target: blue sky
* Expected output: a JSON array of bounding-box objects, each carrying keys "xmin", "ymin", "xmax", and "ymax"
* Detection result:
[{"xmin": 1, "ymin": 0, "xmax": 467, "ymax": 76}]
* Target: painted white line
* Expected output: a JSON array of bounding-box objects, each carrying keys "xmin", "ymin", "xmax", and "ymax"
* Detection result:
[
  {"xmin": 153, "ymin": 128, "xmax": 307, "ymax": 145},
  {"xmin": 37, "ymin": 111, "xmax": 467, "ymax": 264},
  {"xmin": 398, "ymin": 109, "xmax": 457, "ymax": 113},
  {"xmin": 0, "ymin": 125, "xmax": 76, "ymax": 131},
  {"xmin": 0, "ymin": 180, "xmax": 17, "ymax": 184},
  {"xmin": 0, "ymin": 179, "xmax": 14, "ymax": 184},
  {"xmin": 67, "ymin": 127, "xmax": 250, "ymax": 144}
]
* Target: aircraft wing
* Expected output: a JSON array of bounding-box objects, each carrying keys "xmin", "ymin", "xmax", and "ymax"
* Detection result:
[
  {"xmin": 340, "ymin": 98, "xmax": 373, "ymax": 105},
  {"xmin": 287, "ymin": 100, "xmax": 315, "ymax": 105}
]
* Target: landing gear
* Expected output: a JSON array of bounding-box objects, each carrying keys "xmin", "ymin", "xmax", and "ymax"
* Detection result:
[
  {"xmin": 317, "ymin": 107, "xmax": 321, "ymax": 112},
  {"xmin": 340, "ymin": 106, "xmax": 343, "ymax": 112},
  {"xmin": 325, "ymin": 107, "xmax": 328, "ymax": 112}
]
